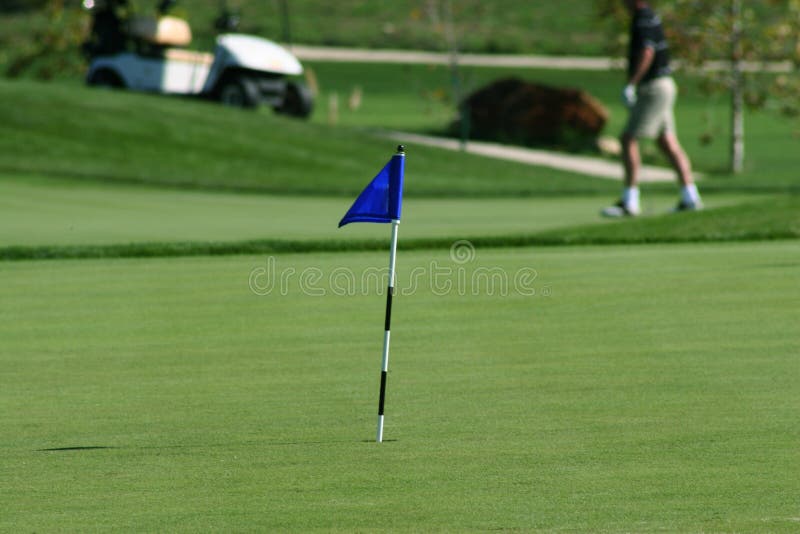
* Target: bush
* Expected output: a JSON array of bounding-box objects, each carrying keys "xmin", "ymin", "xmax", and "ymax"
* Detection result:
[{"xmin": 3, "ymin": 2, "xmax": 89, "ymax": 80}]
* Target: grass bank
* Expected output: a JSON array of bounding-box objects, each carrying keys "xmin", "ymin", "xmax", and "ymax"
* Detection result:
[{"xmin": 0, "ymin": 79, "xmax": 614, "ymax": 198}]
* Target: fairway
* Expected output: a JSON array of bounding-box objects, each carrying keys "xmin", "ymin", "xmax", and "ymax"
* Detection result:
[{"xmin": 2, "ymin": 242, "xmax": 798, "ymax": 531}]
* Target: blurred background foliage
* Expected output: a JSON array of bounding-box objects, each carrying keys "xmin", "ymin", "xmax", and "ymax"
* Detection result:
[
  {"xmin": 4, "ymin": 1, "xmax": 800, "ymax": 83},
  {"xmin": 2, "ymin": 1, "xmax": 88, "ymax": 80},
  {"xmin": 1, "ymin": 0, "xmax": 609, "ymax": 80}
]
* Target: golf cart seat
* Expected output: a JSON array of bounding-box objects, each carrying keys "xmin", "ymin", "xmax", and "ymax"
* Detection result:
[
  {"xmin": 164, "ymin": 48, "xmax": 214, "ymax": 66},
  {"xmin": 128, "ymin": 15, "xmax": 192, "ymax": 46}
]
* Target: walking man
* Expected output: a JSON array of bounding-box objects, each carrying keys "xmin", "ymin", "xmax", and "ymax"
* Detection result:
[{"xmin": 602, "ymin": 0, "xmax": 702, "ymax": 217}]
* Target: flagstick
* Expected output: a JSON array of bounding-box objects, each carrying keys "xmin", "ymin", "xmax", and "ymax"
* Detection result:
[{"xmin": 376, "ymin": 218, "xmax": 400, "ymax": 443}]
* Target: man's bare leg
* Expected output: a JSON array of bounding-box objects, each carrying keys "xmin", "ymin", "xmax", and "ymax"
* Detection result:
[
  {"xmin": 658, "ymin": 131, "xmax": 702, "ymax": 210},
  {"xmin": 622, "ymin": 132, "xmax": 641, "ymax": 188},
  {"xmin": 657, "ymin": 131, "xmax": 693, "ymax": 186}
]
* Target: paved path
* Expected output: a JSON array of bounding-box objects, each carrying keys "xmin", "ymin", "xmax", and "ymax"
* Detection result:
[
  {"xmin": 291, "ymin": 45, "xmax": 624, "ymax": 70},
  {"xmin": 291, "ymin": 44, "xmax": 791, "ymax": 72},
  {"xmin": 382, "ymin": 131, "xmax": 678, "ymax": 183}
]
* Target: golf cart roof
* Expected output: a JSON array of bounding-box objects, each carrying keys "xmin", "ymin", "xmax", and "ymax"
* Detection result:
[{"xmin": 129, "ymin": 16, "xmax": 192, "ymax": 47}]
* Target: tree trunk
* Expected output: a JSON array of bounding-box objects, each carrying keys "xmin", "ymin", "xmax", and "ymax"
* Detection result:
[
  {"xmin": 730, "ymin": 0, "xmax": 745, "ymax": 173},
  {"xmin": 443, "ymin": 0, "xmax": 468, "ymax": 150}
]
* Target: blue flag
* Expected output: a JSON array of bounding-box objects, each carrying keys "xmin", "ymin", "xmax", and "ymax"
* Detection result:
[{"xmin": 338, "ymin": 151, "xmax": 405, "ymax": 227}]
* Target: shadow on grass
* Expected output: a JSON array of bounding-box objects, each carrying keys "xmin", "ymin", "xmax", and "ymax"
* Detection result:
[
  {"xmin": 37, "ymin": 446, "xmax": 116, "ymax": 452},
  {"xmin": 35, "ymin": 439, "xmax": 392, "ymax": 452}
]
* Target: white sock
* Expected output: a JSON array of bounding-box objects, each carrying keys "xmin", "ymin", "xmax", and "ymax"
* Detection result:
[
  {"xmin": 622, "ymin": 187, "xmax": 640, "ymax": 210},
  {"xmin": 681, "ymin": 184, "xmax": 700, "ymax": 204}
]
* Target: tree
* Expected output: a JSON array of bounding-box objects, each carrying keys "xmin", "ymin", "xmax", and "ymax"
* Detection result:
[
  {"xmin": 4, "ymin": 0, "xmax": 89, "ymax": 80},
  {"xmin": 598, "ymin": 0, "xmax": 800, "ymax": 173}
]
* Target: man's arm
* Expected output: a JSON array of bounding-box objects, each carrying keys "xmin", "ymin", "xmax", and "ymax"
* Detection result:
[
  {"xmin": 622, "ymin": 45, "xmax": 655, "ymax": 107},
  {"xmin": 628, "ymin": 46, "xmax": 655, "ymax": 86}
]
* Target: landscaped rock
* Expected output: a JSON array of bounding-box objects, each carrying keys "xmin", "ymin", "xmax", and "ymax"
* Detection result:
[{"xmin": 455, "ymin": 77, "xmax": 609, "ymax": 149}]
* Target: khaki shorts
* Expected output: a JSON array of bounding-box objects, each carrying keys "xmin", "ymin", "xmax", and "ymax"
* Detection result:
[{"xmin": 624, "ymin": 76, "xmax": 677, "ymax": 139}]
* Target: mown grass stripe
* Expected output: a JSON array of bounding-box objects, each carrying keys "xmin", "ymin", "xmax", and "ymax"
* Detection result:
[
  {"xmin": 2, "ymin": 196, "xmax": 796, "ymax": 261},
  {"xmin": 1, "ymin": 226, "xmax": 796, "ymax": 261}
]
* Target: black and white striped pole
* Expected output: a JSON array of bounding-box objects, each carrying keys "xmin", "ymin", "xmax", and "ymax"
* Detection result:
[
  {"xmin": 338, "ymin": 144, "xmax": 405, "ymax": 443},
  {"xmin": 376, "ymin": 213, "xmax": 400, "ymax": 443}
]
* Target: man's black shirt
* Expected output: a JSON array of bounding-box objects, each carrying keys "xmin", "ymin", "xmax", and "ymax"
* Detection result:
[{"xmin": 628, "ymin": 6, "xmax": 671, "ymax": 83}]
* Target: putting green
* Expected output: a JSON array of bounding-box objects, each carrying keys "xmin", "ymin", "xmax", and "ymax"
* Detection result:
[
  {"xmin": 2, "ymin": 241, "xmax": 798, "ymax": 531},
  {"xmin": 0, "ymin": 174, "xmax": 751, "ymax": 247}
]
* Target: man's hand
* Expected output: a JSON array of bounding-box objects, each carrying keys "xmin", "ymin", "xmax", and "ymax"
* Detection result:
[{"xmin": 622, "ymin": 84, "xmax": 637, "ymax": 108}]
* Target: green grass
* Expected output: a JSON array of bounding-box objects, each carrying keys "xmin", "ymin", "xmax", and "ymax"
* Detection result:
[
  {"xmin": 0, "ymin": 174, "xmax": 615, "ymax": 247},
  {"xmin": 2, "ymin": 9, "xmax": 799, "ymax": 531},
  {"xmin": 535, "ymin": 194, "xmax": 800, "ymax": 245},
  {"xmin": 201, "ymin": 0, "xmax": 609, "ymax": 55},
  {"xmin": 3, "ymin": 64, "xmax": 799, "ymax": 202},
  {"xmin": 2, "ymin": 242, "xmax": 799, "ymax": 531},
  {"xmin": 0, "ymin": 78, "xmax": 616, "ymax": 198},
  {"xmin": 2, "ymin": 173, "xmax": 789, "ymax": 261},
  {"xmin": 0, "ymin": 69, "xmax": 797, "ymax": 261}
]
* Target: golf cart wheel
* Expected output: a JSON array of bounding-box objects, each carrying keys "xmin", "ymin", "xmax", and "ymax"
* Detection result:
[
  {"xmin": 276, "ymin": 81, "xmax": 313, "ymax": 118},
  {"xmin": 218, "ymin": 76, "xmax": 259, "ymax": 109},
  {"xmin": 88, "ymin": 69, "xmax": 125, "ymax": 89}
]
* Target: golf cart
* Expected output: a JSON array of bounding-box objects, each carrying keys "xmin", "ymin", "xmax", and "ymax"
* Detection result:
[{"xmin": 82, "ymin": 0, "xmax": 313, "ymax": 117}]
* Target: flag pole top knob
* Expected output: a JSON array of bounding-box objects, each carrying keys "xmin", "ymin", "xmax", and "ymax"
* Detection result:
[{"xmin": 396, "ymin": 145, "xmax": 405, "ymax": 154}]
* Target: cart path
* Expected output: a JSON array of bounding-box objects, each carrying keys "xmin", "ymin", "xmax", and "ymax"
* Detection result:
[
  {"xmin": 291, "ymin": 45, "xmax": 623, "ymax": 70},
  {"xmin": 291, "ymin": 44, "xmax": 792, "ymax": 72},
  {"xmin": 382, "ymin": 131, "xmax": 680, "ymax": 183}
]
